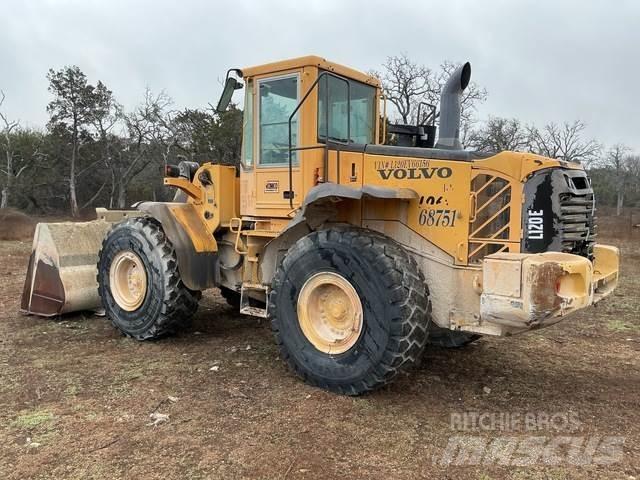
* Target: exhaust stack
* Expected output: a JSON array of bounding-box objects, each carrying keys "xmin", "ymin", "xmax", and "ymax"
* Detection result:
[{"xmin": 435, "ymin": 62, "xmax": 471, "ymax": 150}]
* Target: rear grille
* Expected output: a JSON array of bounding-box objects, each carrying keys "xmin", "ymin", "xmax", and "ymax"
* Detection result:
[
  {"xmin": 559, "ymin": 192, "xmax": 596, "ymax": 258},
  {"xmin": 522, "ymin": 168, "xmax": 597, "ymax": 259}
]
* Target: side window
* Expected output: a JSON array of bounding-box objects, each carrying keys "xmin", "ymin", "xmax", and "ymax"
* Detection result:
[
  {"xmin": 259, "ymin": 75, "xmax": 298, "ymax": 165},
  {"xmin": 318, "ymin": 75, "xmax": 376, "ymax": 144},
  {"xmin": 241, "ymin": 80, "xmax": 253, "ymax": 167}
]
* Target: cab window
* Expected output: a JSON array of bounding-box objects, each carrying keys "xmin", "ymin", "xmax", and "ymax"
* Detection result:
[
  {"xmin": 258, "ymin": 74, "xmax": 299, "ymax": 165},
  {"xmin": 318, "ymin": 74, "xmax": 376, "ymax": 144}
]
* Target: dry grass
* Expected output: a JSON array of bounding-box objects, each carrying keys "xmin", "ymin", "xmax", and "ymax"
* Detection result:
[{"xmin": 0, "ymin": 208, "xmax": 36, "ymax": 241}]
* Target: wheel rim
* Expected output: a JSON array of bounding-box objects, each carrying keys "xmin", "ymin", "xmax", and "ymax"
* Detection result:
[
  {"xmin": 109, "ymin": 250, "xmax": 147, "ymax": 311},
  {"xmin": 297, "ymin": 272, "xmax": 363, "ymax": 354}
]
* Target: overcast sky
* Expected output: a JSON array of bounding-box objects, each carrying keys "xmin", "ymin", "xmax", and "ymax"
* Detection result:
[{"xmin": 1, "ymin": 0, "xmax": 638, "ymax": 151}]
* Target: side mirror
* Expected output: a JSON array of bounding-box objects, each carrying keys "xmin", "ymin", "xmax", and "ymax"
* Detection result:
[{"xmin": 216, "ymin": 71, "xmax": 243, "ymax": 113}]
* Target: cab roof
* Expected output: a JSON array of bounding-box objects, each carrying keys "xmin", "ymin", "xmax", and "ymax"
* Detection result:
[{"xmin": 240, "ymin": 55, "xmax": 380, "ymax": 87}]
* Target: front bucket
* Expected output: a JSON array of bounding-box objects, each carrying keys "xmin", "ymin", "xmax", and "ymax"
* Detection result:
[{"xmin": 20, "ymin": 220, "xmax": 113, "ymax": 316}]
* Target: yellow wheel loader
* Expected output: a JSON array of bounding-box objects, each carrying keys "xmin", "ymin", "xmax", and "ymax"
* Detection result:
[{"xmin": 21, "ymin": 56, "xmax": 620, "ymax": 395}]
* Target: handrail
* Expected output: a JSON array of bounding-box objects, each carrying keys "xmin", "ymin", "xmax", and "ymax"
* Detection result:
[
  {"xmin": 287, "ymin": 71, "xmax": 351, "ymax": 207},
  {"xmin": 380, "ymin": 89, "xmax": 387, "ymax": 145}
]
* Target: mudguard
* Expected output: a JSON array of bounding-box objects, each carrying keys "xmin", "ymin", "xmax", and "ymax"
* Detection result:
[
  {"xmin": 136, "ymin": 202, "xmax": 219, "ymax": 291},
  {"xmin": 284, "ymin": 183, "xmax": 418, "ymax": 232}
]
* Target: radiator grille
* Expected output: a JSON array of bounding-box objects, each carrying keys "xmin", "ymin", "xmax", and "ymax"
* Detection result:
[
  {"xmin": 559, "ymin": 191, "xmax": 597, "ymax": 259},
  {"xmin": 521, "ymin": 168, "xmax": 597, "ymax": 259}
]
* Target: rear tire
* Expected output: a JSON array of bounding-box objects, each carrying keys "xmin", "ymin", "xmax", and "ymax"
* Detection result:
[
  {"xmin": 428, "ymin": 325, "xmax": 480, "ymax": 348},
  {"xmin": 270, "ymin": 227, "xmax": 431, "ymax": 395},
  {"xmin": 97, "ymin": 217, "xmax": 200, "ymax": 340}
]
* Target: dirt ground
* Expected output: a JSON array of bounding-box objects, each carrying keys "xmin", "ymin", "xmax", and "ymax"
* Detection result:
[{"xmin": 0, "ymin": 219, "xmax": 638, "ymax": 479}]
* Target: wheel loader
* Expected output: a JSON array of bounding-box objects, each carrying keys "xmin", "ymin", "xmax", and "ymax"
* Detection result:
[{"xmin": 21, "ymin": 56, "xmax": 620, "ymax": 395}]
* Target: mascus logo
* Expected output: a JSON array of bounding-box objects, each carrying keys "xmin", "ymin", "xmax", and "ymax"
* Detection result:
[{"xmin": 377, "ymin": 167, "xmax": 453, "ymax": 180}]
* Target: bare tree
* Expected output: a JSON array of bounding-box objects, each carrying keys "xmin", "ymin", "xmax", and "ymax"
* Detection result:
[
  {"xmin": 108, "ymin": 89, "xmax": 182, "ymax": 208},
  {"xmin": 370, "ymin": 54, "xmax": 487, "ymax": 129},
  {"xmin": 527, "ymin": 120, "xmax": 601, "ymax": 165},
  {"xmin": 0, "ymin": 90, "xmax": 20, "ymax": 208},
  {"xmin": 370, "ymin": 53, "xmax": 437, "ymax": 124},
  {"xmin": 624, "ymin": 154, "xmax": 640, "ymax": 207},
  {"xmin": 466, "ymin": 116, "xmax": 530, "ymax": 153},
  {"xmin": 141, "ymin": 90, "xmax": 188, "ymax": 166},
  {"xmin": 602, "ymin": 144, "xmax": 631, "ymax": 216}
]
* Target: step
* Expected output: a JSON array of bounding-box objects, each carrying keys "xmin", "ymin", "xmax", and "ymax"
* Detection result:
[{"xmin": 240, "ymin": 283, "xmax": 269, "ymax": 318}]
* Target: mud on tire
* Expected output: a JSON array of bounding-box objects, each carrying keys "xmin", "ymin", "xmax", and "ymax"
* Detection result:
[
  {"xmin": 269, "ymin": 227, "xmax": 432, "ymax": 395},
  {"xmin": 97, "ymin": 217, "xmax": 200, "ymax": 340}
]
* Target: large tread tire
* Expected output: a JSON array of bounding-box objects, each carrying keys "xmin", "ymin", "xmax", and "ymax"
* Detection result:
[
  {"xmin": 270, "ymin": 227, "xmax": 432, "ymax": 395},
  {"xmin": 428, "ymin": 325, "xmax": 481, "ymax": 348},
  {"xmin": 97, "ymin": 217, "xmax": 201, "ymax": 340}
]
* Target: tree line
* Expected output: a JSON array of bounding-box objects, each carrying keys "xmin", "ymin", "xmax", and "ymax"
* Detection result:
[
  {"xmin": 1, "ymin": 55, "xmax": 638, "ymax": 217},
  {"xmin": 0, "ymin": 67, "xmax": 241, "ymax": 216}
]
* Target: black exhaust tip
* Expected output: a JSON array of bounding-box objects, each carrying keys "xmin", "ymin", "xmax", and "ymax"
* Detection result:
[{"xmin": 460, "ymin": 62, "xmax": 471, "ymax": 90}]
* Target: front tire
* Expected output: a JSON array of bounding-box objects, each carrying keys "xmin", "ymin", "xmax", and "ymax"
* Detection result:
[
  {"xmin": 97, "ymin": 217, "xmax": 200, "ymax": 340},
  {"xmin": 270, "ymin": 227, "xmax": 431, "ymax": 395}
]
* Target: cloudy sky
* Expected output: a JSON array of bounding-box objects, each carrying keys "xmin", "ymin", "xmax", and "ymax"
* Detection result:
[{"xmin": 1, "ymin": 0, "xmax": 638, "ymax": 150}]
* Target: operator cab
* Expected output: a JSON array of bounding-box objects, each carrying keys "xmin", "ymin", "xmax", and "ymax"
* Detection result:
[{"xmin": 215, "ymin": 56, "xmax": 383, "ymax": 217}]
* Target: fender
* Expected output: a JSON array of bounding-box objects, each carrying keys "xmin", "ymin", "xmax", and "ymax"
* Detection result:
[
  {"xmin": 137, "ymin": 202, "xmax": 219, "ymax": 291},
  {"xmin": 284, "ymin": 183, "xmax": 418, "ymax": 232}
]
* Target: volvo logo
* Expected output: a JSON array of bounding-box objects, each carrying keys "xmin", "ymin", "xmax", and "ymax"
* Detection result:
[{"xmin": 377, "ymin": 167, "xmax": 453, "ymax": 180}]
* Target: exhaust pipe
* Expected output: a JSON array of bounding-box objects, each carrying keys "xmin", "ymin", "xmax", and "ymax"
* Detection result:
[{"xmin": 435, "ymin": 62, "xmax": 471, "ymax": 150}]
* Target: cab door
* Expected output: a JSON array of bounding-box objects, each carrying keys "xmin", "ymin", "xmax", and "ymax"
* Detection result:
[{"xmin": 253, "ymin": 72, "xmax": 301, "ymax": 217}]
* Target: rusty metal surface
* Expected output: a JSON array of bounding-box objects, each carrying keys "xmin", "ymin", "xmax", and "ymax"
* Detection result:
[
  {"xmin": 21, "ymin": 252, "xmax": 65, "ymax": 316},
  {"xmin": 527, "ymin": 261, "xmax": 564, "ymax": 317},
  {"xmin": 479, "ymin": 251, "xmax": 605, "ymax": 333}
]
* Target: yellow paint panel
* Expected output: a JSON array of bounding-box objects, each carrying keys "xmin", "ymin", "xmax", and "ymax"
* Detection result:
[
  {"xmin": 483, "ymin": 258, "xmax": 522, "ymax": 297},
  {"xmin": 241, "ymin": 55, "xmax": 380, "ymax": 87},
  {"xmin": 326, "ymin": 150, "xmax": 364, "ymax": 186},
  {"xmin": 362, "ymin": 155, "xmax": 472, "ymax": 264},
  {"xmin": 169, "ymin": 205, "xmax": 217, "ymax": 253},
  {"xmin": 473, "ymin": 151, "xmax": 583, "ymax": 182}
]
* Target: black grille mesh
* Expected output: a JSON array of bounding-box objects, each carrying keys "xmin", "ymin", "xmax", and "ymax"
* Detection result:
[{"xmin": 558, "ymin": 191, "xmax": 597, "ymax": 259}]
